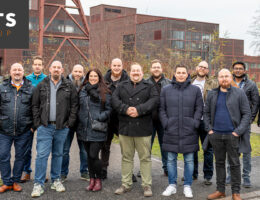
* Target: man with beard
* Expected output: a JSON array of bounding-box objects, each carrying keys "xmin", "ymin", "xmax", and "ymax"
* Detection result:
[
  {"xmin": 31, "ymin": 61, "xmax": 78, "ymax": 197},
  {"xmin": 204, "ymin": 69, "xmax": 251, "ymax": 200},
  {"xmin": 190, "ymin": 61, "xmax": 218, "ymax": 185},
  {"xmin": 225, "ymin": 61, "xmax": 259, "ymax": 188},
  {"xmin": 146, "ymin": 59, "xmax": 170, "ymax": 176},
  {"xmin": 101, "ymin": 58, "xmax": 129, "ymax": 179},
  {"xmin": 60, "ymin": 64, "xmax": 89, "ymax": 182}
]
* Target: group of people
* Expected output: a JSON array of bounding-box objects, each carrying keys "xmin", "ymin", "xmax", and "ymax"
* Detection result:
[{"xmin": 0, "ymin": 56, "xmax": 259, "ymax": 200}]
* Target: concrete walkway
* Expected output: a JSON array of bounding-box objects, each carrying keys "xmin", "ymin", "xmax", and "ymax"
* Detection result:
[{"xmin": 251, "ymin": 124, "xmax": 260, "ymax": 134}]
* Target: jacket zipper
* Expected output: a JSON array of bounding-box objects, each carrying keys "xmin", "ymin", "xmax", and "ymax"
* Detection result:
[{"xmin": 13, "ymin": 91, "xmax": 19, "ymax": 136}]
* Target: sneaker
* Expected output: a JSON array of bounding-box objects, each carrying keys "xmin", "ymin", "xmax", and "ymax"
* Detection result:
[
  {"xmin": 162, "ymin": 184, "xmax": 177, "ymax": 196},
  {"xmin": 143, "ymin": 186, "xmax": 152, "ymax": 197},
  {"xmin": 51, "ymin": 180, "xmax": 65, "ymax": 192},
  {"xmin": 31, "ymin": 183, "xmax": 44, "ymax": 198},
  {"xmin": 80, "ymin": 173, "xmax": 90, "ymax": 181},
  {"xmin": 60, "ymin": 175, "xmax": 67, "ymax": 183},
  {"xmin": 243, "ymin": 179, "xmax": 252, "ymax": 188},
  {"xmin": 204, "ymin": 179, "xmax": 212, "ymax": 185},
  {"xmin": 114, "ymin": 185, "xmax": 131, "ymax": 195},
  {"xmin": 183, "ymin": 185, "xmax": 193, "ymax": 198}
]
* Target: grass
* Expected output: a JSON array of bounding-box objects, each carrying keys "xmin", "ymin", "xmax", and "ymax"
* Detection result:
[{"xmin": 113, "ymin": 132, "xmax": 260, "ymax": 161}]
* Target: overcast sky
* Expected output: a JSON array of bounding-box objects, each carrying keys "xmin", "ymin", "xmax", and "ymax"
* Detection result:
[{"xmin": 68, "ymin": 0, "xmax": 260, "ymax": 56}]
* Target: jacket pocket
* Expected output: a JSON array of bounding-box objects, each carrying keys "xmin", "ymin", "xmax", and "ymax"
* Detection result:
[
  {"xmin": 21, "ymin": 90, "xmax": 32, "ymax": 104},
  {"xmin": 1, "ymin": 91, "xmax": 11, "ymax": 103}
]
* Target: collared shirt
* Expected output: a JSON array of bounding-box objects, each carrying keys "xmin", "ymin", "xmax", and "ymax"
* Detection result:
[
  {"xmin": 49, "ymin": 78, "xmax": 62, "ymax": 122},
  {"xmin": 11, "ymin": 80, "xmax": 24, "ymax": 91},
  {"xmin": 234, "ymin": 76, "xmax": 246, "ymax": 89}
]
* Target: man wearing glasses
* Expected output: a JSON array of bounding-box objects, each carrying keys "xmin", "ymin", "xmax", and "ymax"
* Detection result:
[{"xmin": 191, "ymin": 61, "xmax": 218, "ymax": 185}]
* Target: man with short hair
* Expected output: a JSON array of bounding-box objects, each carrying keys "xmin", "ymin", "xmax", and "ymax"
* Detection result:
[
  {"xmin": 205, "ymin": 69, "xmax": 251, "ymax": 200},
  {"xmin": 21, "ymin": 55, "xmax": 47, "ymax": 183},
  {"xmin": 160, "ymin": 65, "xmax": 203, "ymax": 198},
  {"xmin": 191, "ymin": 61, "xmax": 218, "ymax": 185},
  {"xmin": 61, "ymin": 64, "xmax": 89, "ymax": 182},
  {"xmin": 0, "ymin": 63, "xmax": 34, "ymax": 193},
  {"xmin": 31, "ymin": 61, "xmax": 78, "ymax": 197},
  {"xmin": 101, "ymin": 58, "xmax": 129, "ymax": 179},
  {"xmin": 113, "ymin": 63, "xmax": 158, "ymax": 197},
  {"xmin": 146, "ymin": 59, "xmax": 170, "ymax": 176}
]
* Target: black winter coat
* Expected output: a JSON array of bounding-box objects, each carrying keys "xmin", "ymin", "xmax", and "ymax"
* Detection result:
[
  {"xmin": 32, "ymin": 76, "xmax": 78, "ymax": 129},
  {"xmin": 77, "ymin": 85, "xmax": 112, "ymax": 142},
  {"xmin": 0, "ymin": 78, "xmax": 34, "ymax": 136},
  {"xmin": 112, "ymin": 79, "xmax": 159, "ymax": 137},
  {"xmin": 159, "ymin": 77, "xmax": 203, "ymax": 153}
]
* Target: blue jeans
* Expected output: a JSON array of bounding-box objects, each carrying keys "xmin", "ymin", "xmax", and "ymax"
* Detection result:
[
  {"xmin": 0, "ymin": 130, "xmax": 31, "ymax": 186},
  {"xmin": 167, "ymin": 152, "xmax": 194, "ymax": 186},
  {"xmin": 61, "ymin": 128, "xmax": 88, "ymax": 176},
  {"xmin": 34, "ymin": 125, "xmax": 69, "ymax": 186},
  {"xmin": 22, "ymin": 131, "xmax": 34, "ymax": 174},
  {"xmin": 151, "ymin": 120, "xmax": 168, "ymax": 172}
]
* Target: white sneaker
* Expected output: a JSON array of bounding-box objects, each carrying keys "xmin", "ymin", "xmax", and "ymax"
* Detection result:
[
  {"xmin": 183, "ymin": 185, "xmax": 193, "ymax": 198},
  {"xmin": 162, "ymin": 184, "xmax": 177, "ymax": 196},
  {"xmin": 31, "ymin": 183, "xmax": 44, "ymax": 197},
  {"xmin": 51, "ymin": 179, "xmax": 66, "ymax": 192}
]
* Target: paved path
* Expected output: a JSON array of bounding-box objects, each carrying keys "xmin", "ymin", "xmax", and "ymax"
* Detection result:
[
  {"xmin": 251, "ymin": 124, "xmax": 260, "ymax": 134},
  {"xmin": 2, "ymin": 135, "xmax": 260, "ymax": 199}
]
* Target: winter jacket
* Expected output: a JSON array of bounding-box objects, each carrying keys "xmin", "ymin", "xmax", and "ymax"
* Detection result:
[
  {"xmin": 26, "ymin": 72, "xmax": 47, "ymax": 87},
  {"xmin": 159, "ymin": 76, "xmax": 203, "ymax": 153}
]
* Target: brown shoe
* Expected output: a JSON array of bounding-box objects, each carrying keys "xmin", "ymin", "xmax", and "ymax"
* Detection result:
[
  {"xmin": 0, "ymin": 185, "xmax": 13, "ymax": 193},
  {"xmin": 232, "ymin": 193, "xmax": 242, "ymax": 200},
  {"xmin": 114, "ymin": 185, "xmax": 131, "ymax": 195},
  {"xmin": 45, "ymin": 177, "xmax": 48, "ymax": 183},
  {"xmin": 143, "ymin": 186, "xmax": 153, "ymax": 197},
  {"xmin": 13, "ymin": 183, "xmax": 22, "ymax": 192},
  {"xmin": 207, "ymin": 191, "xmax": 226, "ymax": 199},
  {"xmin": 20, "ymin": 172, "xmax": 30, "ymax": 183}
]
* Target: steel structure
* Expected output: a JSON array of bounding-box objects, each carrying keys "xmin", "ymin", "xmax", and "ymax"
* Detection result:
[{"xmin": 38, "ymin": 0, "xmax": 89, "ymax": 67}]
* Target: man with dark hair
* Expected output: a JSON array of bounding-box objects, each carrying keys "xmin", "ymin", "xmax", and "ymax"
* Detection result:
[
  {"xmin": 205, "ymin": 69, "xmax": 251, "ymax": 200},
  {"xmin": 0, "ymin": 63, "xmax": 34, "ymax": 193},
  {"xmin": 146, "ymin": 59, "xmax": 170, "ymax": 176}
]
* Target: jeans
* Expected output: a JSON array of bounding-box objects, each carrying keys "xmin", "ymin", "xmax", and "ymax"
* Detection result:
[
  {"xmin": 61, "ymin": 128, "xmax": 88, "ymax": 176},
  {"xmin": 209, "ymin": 133, "xmax": 241, "ymax": 194},
  {"xmin": 193, "ymin": 120, "xmax": 213, "ymax": 179},
  {"xmin": 34, "ymin": 124, "xmax": 69, "ymax": 186},
  {"xmin": 0, "ymin": 130, "xmax": 31, "ymax": 186},
  {"xmin": 151, "ymin": 120, "xmax": 168, "ymax": 172},
  {"xmin": 167, "ymin": 152, "xmax": 194, "ymax": 186},
  {"xmin": 22, "ymin": 131, "xmax": 34, "ymax": 174}
]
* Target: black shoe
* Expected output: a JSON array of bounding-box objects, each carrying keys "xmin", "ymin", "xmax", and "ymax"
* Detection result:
[
  {"xmin": 101, "ymin": 169, "xmax": 107, "ymax": 180},
  {"xmin": 164, "ymin": 170, "xmax": 168, "ymax": 177},
  {"xmin": 132, "ymin": 174, "xmax": 137, "ymax": 182},
  {"xmin": 193, "ymin": 176, "xmax": 198, "ymax": 180},
  {"xmin": 137, "ymin": 171, "xmax": 141, "ymax": 178},
  {"xmin": 204, "ymin": 179, "xmax": 212, "ymax": 185}
]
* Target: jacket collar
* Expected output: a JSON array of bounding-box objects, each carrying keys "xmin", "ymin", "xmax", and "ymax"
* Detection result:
[
  {"xmin": 171, "ymin": 75, "xmax": 191, "ymax": 89},
  {"xmin": 104, "ymin": 69, "xmax": 129, "ymax": 84},
  {"xmin": 32, "ymin": 72, "xmax": 45, "ymax": 78}
]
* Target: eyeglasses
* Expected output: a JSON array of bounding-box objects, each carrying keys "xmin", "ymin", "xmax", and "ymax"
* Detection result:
[
  {"xmin": 233, "ymin": 68, "xmax": 244, "ymax": 71},
  {"xmin": 198, "ymin": 66, "xmax": 208, "ymax": 70}
]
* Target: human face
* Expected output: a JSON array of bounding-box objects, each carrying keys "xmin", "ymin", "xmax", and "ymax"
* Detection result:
[
  {"xmin": 89, "ymin": 71, "xmax": 99, "ymax": 85},
  {"xmin": 150, "ymin": 62, "xmax": 162, "ymax": 79},
  {"xmin": 10, "ymin": 63, "xmax": 24, "ymax": 83},
  {"xmin": 130, "ymin": 64, "xmax": 143, "ymax": 83},
  {"xmin": 32, "ymin": 59, "xmax": 43, "ymax": 75},
  {"xmin": 196, "ymin": 61, "xmax": 209, "ymax": 78},
  {"xmin": 49, "ymin": 61, "xmax": 63, "ymax": 81},
  {"xmin": 111, "ymin": 59, "xmax": 123, "ymax": 77},
  {"xmin": 72, "ymin": 65, "xmax": 84, "ymax": 81},
  {"xmin": 233, "ymin": 64, "xmax": 245, "ymax": 78},
  {"xmin": 175, "ymin": 67, "xmax": 188, "ymax": 82},
  {"xmin": 218, "ymin": 69, "xmax": 232, "ymax": 89}
]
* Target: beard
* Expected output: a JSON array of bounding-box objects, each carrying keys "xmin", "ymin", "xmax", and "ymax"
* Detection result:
[
  {"xmin": 73, "ymin": 79, "xmax": 82, "ymax": 87},
  {"xmin": 52, "ymin": 74, "xmax": 60, "ymax": 81},
  {"xmin": 197, "ymin": 73, "xmax": 206, "ymax": 78},
  {"xmin": 111, "ymin": 71, "xmax": 122, "ymax": 78},
  {"xmin": 233, "ymin": 73, "xmax": 245, "ymax": 79},
  {"xmin": 219, "ymin": 82, "xmax": 231, "ymax": 89},
  {"xmin": 152, "ymin": 74, "xmax": 162, "ymax": 79}
]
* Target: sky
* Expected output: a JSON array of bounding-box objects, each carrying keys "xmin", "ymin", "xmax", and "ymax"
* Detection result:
[{"xmin": 68, "ymin": 0, "xmax": 260, "ymax": 56}]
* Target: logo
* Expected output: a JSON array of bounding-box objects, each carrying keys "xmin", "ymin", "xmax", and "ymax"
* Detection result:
[{"xmin": 0, "ymin": 0, "xmax": 29, "ymax": 48}]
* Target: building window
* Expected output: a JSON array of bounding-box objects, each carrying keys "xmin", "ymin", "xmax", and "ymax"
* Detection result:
[
  {"xmin": 202, "ymin": 33, "xmax": 212, "ymax": 42},
  {"xmin": 168, "ymin": 30, "xmax": 184, "ymax": 40},
  {"xmin": 123, "ymin": 34, "xmax": 135, "ymax": 43},
  {"xmin": 186, "ymin": 32, "xmax": 201, "ymax": 41},
  {"xmin": 123, "ymin": 34, "xmax": 135, "ymax": 61},
  {"xmin": 105, "ymin": 8, "xmax": 121, "ymax": 13},
  {"xmin": 154, "ymin": 30, "xmax": 162, "ymax": 40},
  {"xmin": 190, "ymin": 51, "xmax": 201, "ymax": 58},
  {"xmin": 29, "ymin": 17, "xmax": 38, "ymax": 31},
  {"xmin": 171, "ymin": 41, "xmax": 184, "ymax": 50},
  {"xmin": 186, "ymin": 41, "xmax": 201, "ymax": 50}
]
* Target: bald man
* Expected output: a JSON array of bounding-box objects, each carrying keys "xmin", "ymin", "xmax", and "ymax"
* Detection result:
[
  {"xmin": 60, "ymin": 64, "xmax": 88, "ymax": 182},
  {"xmin": 204, "ymin": 69, "xmax": 251, "ymax": 200},
  {"xmin": 0, "ymin": 63, "xmax": 34, "ymax": 193},
  {"xmin": 191, "ymin": 61, "xmax": 218, "ymax": 185},
  {"xmin": 31, "ymin": 61, "xmax": 78, "ymax": 197}
]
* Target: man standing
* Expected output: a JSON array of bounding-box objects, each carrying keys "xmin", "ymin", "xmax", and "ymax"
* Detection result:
[
  {"xmin": 61, "ymin": 64, "xmax": 89, "ymax": 182},
  {"xmin": 0, "ymin": 63, "xmax": 34, "ymax": 193},
  {"xmin": 21, "ymin": 55, "xmax": 47, "ymax": 183},
  {"xmin": 191, "ymin": 61, "xmax": 218, "ymax": 185},
  {"xmin": 205, "ymin": 69, "xmax": 251, "ymax": 200},
  {"xmin": 101, "ymin": 58, "xmax": 129, "ymax": 179},
  {"xmin": 160, "ymin": 65, "xmax": 203, "ymax": 198},
  {"xmin": 146, "ymin": 59, "xmax": 170, "ymax": 176},
  {"xmin": 31, "ymin": 61, "xmax": 78, "ymax": 197},
  {"xmin": 113, "ymin": 63, "xmax": 158, "ymax": 197},
  {"xmin": 225, "ymin": 61, "xmax": 259, "ymax": 188}
]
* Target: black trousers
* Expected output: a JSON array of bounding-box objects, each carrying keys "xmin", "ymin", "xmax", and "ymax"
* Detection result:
[
  {"xmin": 209, "ymin": 133, "xmax": 241, "ymax": 194},
  {"xmin": 84, "ymin": 141, "xmax": 103, "ymax": 179}
]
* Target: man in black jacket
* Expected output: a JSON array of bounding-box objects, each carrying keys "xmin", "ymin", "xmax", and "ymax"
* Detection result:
[
  {"xmin": 113, "ymin": 63, "xmax": 158, "ymax": 197},
  {"xmin": 205, "ymin": 69, "xmax": 251, "ymax": 200},
  {"xmin": 31, "ymin": 61, "xmax": 78, "ymax": 198},
  {"xmin": 0, "ymin": 63, "xmax": 34, "ymax": 193},
  {"xmin": 146, "ymin": 59, "xmax": 170, "ymax": 176},
  {"xmin": 101, "ymin": 58, "xmax": 129, "ymax": 179}
]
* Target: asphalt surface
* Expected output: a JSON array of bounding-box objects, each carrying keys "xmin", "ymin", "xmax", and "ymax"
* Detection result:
[{"xmin": 2, "ymin": 133, "xmax": 260, "ymax": 200}]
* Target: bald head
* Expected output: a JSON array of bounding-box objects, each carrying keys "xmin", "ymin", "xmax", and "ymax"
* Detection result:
[
  {"xmin": 50, "ymin": 60, "xmax": 62, "ymax": 68},
  {"xmin": 196, "ymin": 60, "xmax": 209, "ymax": 78},
  {"xmin": 49, "ymin": 60, "xmax": 63, "ymax": 81},
  {"xmin": 111, "ymin": 58, "xmax": 123, "ymax": 78},
  {"xmin": 10, "ymin": 63, "xmax": 24, "ymax": 84},
  {"xmin": 218, "ymin": 68, "xmax": 232, "ymax": 90},
  {"xmin": 72, "ymin": 64, "xmax": 84, "ymax": 81}
]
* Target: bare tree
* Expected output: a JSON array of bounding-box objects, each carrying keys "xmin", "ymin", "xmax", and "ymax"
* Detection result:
[{"xmin": 249, "ymin": 7, "xmax": 260, "ymax": 55}]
